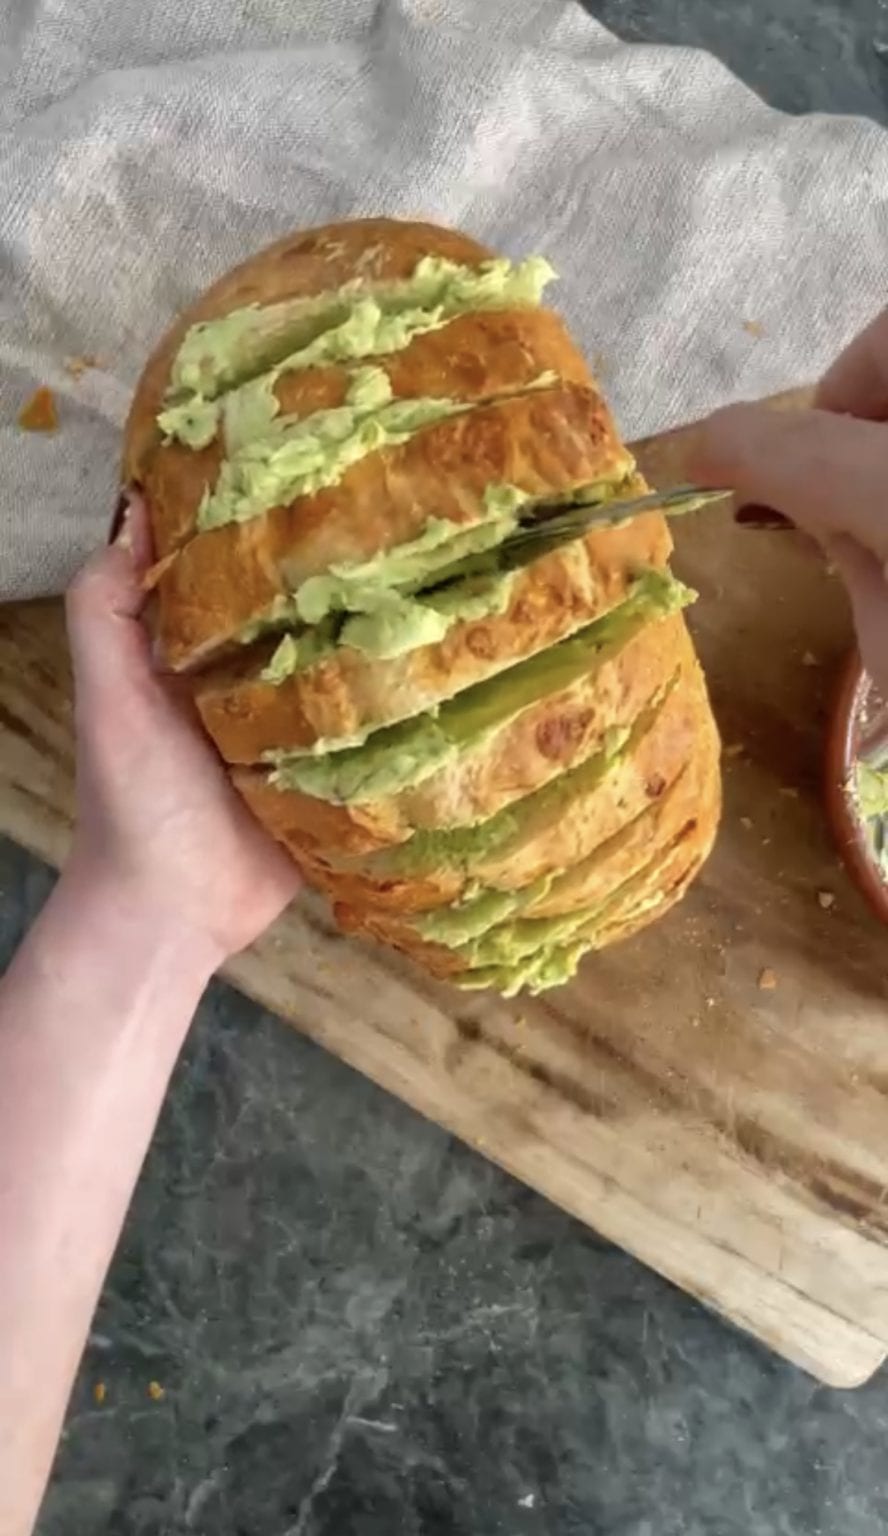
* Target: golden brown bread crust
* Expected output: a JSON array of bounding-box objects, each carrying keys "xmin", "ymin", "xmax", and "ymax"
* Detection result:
[
  {"xmin": 229, "ymin": 611, "xmax": 689, "ymax": 859},
  {"xmin": 139, "ymin": 308, "xmax": 594, "ymax": 558},
  {"xmin": 250, "ymin": 643, "xmax": 708, "ymax": 916},
  {"xmin": 155, "ymin": 382, "xmax": 635, "ymax": 672},
  {"xmin": 124, "ymin": 217, "xmax": 496, "ymax": 511},
  {"xmin": 195, "ymin": 511, "xmax": 673, "ymax": 762},
  {"xmin": 330, "ymin": 724, "xmax": 720, "ymax": 980},
  {"xmin": 122, "ymin": 216, "xmax": 722, "ymax": 991},
  {"xmin": 334, "ymin": 695, "xmax": 720, "ymax": 958},
  {"xmin": 523, "ymin": 708, "xmax": 719, "ymax": 919}
]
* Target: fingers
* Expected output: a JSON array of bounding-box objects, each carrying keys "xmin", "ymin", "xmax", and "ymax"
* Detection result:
[
  {"xmin": 817, "ymin": 307, "xmax": 888, "ymax": 421},
  {"xmin": 823, "ymin": 535, "xmax": 888, "ymax": 701},
  {"xmin": 66, "ymin": 495, "xmax": 155, "ymax": 702},
  {"xmin": 689, "ymin": 403, "xmax": 888, "ymax": 563}
]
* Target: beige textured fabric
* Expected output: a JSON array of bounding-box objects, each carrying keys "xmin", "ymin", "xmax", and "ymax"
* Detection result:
[{"xmin": 2, "ymin": 0, "xmax": 887, "ymax": 599}]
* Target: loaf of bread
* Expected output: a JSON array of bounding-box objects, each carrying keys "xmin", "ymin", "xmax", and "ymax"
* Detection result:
[{"xmin": 125, "ymin": 216, "xmax": 721, "ymax": 997}]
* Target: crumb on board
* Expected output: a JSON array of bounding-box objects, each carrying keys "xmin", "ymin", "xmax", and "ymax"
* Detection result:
[
  {"xmin": 779, "ymin": 787, "xmax": 800, "ymax": 799},
  {"xmin": 758, "ymin": 967, "xmax": 778, "ymax": 991},
  {"xmin": 818, "ymin": 891, "xmax": 835, "ymax": 911},
  {"xmin": 63, "ymin": 353, "xmax": 104, "ymax": 378},
  {"xmin": 18, "ymin": 386, "xmax": 58, "ymax": 432},
  {"xmin": 802, "ymin": 651, "xmax": 819, "ymax": 668},
  {"xmin": 93, "ymin": 1381, "xmax": 107, "ymax": 1405},
  {"xmin": 742, "ymin": 319, "xmax": 766, "ymax": 339},
  {"xmin": 740, "ymin": 816, "xmax": 753, "ymax": 831},
  {"xmin": 724, "ymin": 743, "xmax": 744, "ymax": 759},
  {"xmin": 147, "ymin": 1381, "xmax": 165, "ymax": 1402}
]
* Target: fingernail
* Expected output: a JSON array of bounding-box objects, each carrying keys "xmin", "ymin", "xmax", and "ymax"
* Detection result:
[
  {"xmin": 734, "ymin": 502, "xmax": 794, "ymax": 531},
  {"xmin": 108, "ymin": 487, "xmax": 133, "ymax": 546}
]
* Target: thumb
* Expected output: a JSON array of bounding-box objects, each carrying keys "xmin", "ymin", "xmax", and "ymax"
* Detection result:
[
  {"xmin": 66, "ymin": 496, "xmax": 155, "ymax": 700},
  {"xmin": 688, "ymin": 403, "xmax": 888, "ymax": 564},
  {"xmin": 824, "ymin": 534, "xmax": 888, "ymax": 702}
]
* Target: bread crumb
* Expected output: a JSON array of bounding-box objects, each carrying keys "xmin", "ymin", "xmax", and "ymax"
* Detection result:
[
  {"xmin": 740, "ymin": 816, "xmax": 753, "ymax": 830},
  {"xmin": 742, "ymin": 319, "xmax": 766, "ymax": 338},
  {"xmin": 802, "ymin": 651, "xmax": 819, "ymax": 667},
  {"xmin": 724, "ymin": 743, "xmax": 744, "ymax": 759},
  {"xmin": 147, "ymin": 1381, "xmax": 165, "ymax": 1401},
  {"xmin": 63, "ymin": 353, "xmax": 104, "ymax": 378},
  {"xmin": 758, "ymin": 968, "xmax": 778, "ymax": 991},
  {"xmin": 818, "ymin": 891, "xmax": 835, "ymax": 910},
  {"xmin": 18, "ymin": 386, "xmax": 58, "ymax": 432},
  {"xmin": 93, "ymin": 1381, "xmax": 107, "ymax": 1405},
  {"xmin": 779, "ymin": 787, "xmax": 799, "ymax": 799}
]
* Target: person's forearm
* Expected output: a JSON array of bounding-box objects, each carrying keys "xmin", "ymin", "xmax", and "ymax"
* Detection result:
[{"xmin": 0, "ymin": 855, "xmax": 218, "ymax": 1536}]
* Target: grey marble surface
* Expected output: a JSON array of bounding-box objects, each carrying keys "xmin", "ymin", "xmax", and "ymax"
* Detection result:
[
  {"xmin": 583, "ymin": 0, "xmax": 888, "ymax": 117},
  {"xmin": 4, "ymin": 837, "xmax": 888, "ymax": 1536},
  {"xmin": 5, "ymin": 5, "xmax": 888, "ymax": 1534}
]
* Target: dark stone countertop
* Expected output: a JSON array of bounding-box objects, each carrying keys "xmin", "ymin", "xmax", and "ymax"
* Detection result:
[{"xmin": 6, "ymin": 7, "xmax": 888, "ymax": 1534}]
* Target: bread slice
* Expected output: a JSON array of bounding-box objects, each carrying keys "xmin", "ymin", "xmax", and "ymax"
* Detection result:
[
  {"xmin": 125, "ymin": 217, "xmax": 498, "ymax": 540},
  {"xmin": 333, "ymin": 727, "xmax": 719, "ymax": 984},
  {"xmin": 140, "ymin": 307, "xmax": 592, "ymax": 557},
  {"xmin": 344, "ymin": 696, "xmax": 719, "ymax": 955},
  {"xmin": 231, "ymin": 608, "xmax": 689, "ymax": 859},
  {"xmin": 258, "ymin": 646, "xmax": 708, "ymax": 916},
  {"xmin": 451, "ymin": 803, "xmax": 717, "ymax": 995},
  {"xmin": 153, "ymin": 382, "xmax": 635, "ymax": 672},
  {"xmin": 195, "ymin": 508, "xmax": 673, "ymax": 762}
]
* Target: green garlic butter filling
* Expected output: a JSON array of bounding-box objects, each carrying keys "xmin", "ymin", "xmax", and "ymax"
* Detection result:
[
  {"xmin": 347, "ymin": 666, "xmax": 680, "ymax": 883},
  {"xmin": 195, "ymin": 372, "xmax": 466, "ymax": 531},
  {"xmin": 159, "ymin": 254, "xmax": 557, "ymax": 446},
  {"xmin": 451, "ymin": 843, "xmax": 684, "ymax": 997},
  {"xmin": 253, "ymin": 472, "xmax": 645, "ymax": 679},
  {"xmin": 266, "ymin": 568, "xmax": 692, "ymax": 804}
]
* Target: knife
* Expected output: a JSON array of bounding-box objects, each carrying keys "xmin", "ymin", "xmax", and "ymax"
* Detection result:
[{"xmin": 499, "ymin": 483, "xmax": 731, "ymax": 568}]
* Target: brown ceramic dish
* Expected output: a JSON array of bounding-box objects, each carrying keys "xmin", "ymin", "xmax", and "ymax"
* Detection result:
[{"xmin": 824, "ymin": 649, "xmax": 888, "ymax": 926}]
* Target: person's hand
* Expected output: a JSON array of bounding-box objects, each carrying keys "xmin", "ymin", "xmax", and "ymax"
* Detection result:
[
  {"xmin": 688, "ymin": 306, "xmax": 888, "ymax": 697},
  {"xmin": 65, "ymin": 495, "xmax": 301, "ymax": 964}
]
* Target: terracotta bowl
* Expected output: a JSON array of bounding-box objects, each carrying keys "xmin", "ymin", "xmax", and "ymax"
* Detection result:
[{"xmin": 824, "ymin": 650, "xmax": 888, "ymax": 926}]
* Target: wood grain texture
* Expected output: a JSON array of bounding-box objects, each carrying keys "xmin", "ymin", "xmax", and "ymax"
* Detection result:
[{"xmin": 4, "ymin": 386, "xmax": 888, "ymax": 1388}]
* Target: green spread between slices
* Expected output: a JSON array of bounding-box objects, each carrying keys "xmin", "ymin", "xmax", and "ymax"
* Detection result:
[
  {"xmin": 268, "ymin": 569, "xmax": 691, "ymax": 803},
  {"xmin": 255, "ymin": 474, "xmax": 642, "ymax": 677},
  {"xmin": 345, "ymin": 668, "xmax": 679, "ymax": 882},
  {"xmin": 195, "ymin": 370, "xmax": 466, "ymax": 531},
  {"xmin": 259, "ymin": 574, "xmax": 515, "ymax": 675},
  {"xmin": 452, "ymin": 837, "xmax": 689, "ymax": 996},
  {"xmin": 159, "ymin": 255, "xmax": 557, "ymax": 446},
  {"xmin": 445, "ymin": 824, "xmax": 692, "ymax": 970},
  {"xmin": 239, "ymin": 498, "xmax": 525, "ymax": 656},
  {"xmin": 193, "ymin": 365, "xmax": 561, "ymax": 534},
  {"xmin": 453, "ymin": 943, "xmax": 587, "ymax": 998},
  {"xmin": 413, "ymin": 766, "xmax": 689, "ymax": 948}
]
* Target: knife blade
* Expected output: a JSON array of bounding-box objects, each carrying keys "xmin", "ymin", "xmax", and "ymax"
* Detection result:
[{"xmin": 504, "ymin": 483, "xmax": 731, "ymax": 560}]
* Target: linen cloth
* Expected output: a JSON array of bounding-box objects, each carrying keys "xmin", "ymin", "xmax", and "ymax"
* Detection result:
[{"xmin": 2, "ymin": 0, "xmax": 887, "ymax": 598}]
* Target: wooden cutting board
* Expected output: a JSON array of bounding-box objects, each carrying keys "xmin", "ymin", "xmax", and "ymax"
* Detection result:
[{"xmin": 4, "ymin": 386, "xmax": 888, "ymax": 1388}]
